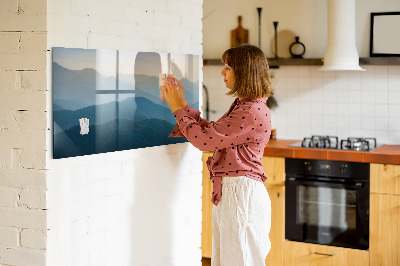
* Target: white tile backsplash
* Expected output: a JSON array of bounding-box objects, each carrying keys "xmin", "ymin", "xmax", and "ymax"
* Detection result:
[
  {"xmin": 388, "ymin": 65, "xmax": 400, "ymax": 76},
  {"xmin": 374, "ymin": 90, "xmax": 388, "ymax": 104},
  {"xmin": 389, "ymin": 131, "xmax": 400, "ymax": 143},
  {"xmin": 285, "ymin": 66, "xmax": 298, "ymax": 77},
  {"xmin": 388, "ymin": 91, "xmax": 400, "ymax": 104},
  {"xmin": 287, "ymin": 77, "xmax": 299, "ymax": 89},
  {"xmin": 323, "ymin": 103, "xmax": 336, "ymax": 116},
  {"xmin": 362, "ymin": 90, "xmax": 375, "ymax": 103},
  {"xmin": 374, "ymin": 77, "xmax": 388, "ymax": 91},
  {"xmin": 389, "ymin": 104, "xmax": 400, "ymax": 117},
  {"xmin": 374, "ymin": 65, "xmax": 388, "ymax": 77},
  {"xmin": 375, "ymin": 104, "xmax": 389, "ymax": 117},
  {"xmin": 388, "ymin": 75, "xmax": 400, "ymax": 91},
  {"xmin": 375, "ymin": 130, "xmax": 389, "ymax": 144},
  {"xmin": 336, "ymin": 115, "xmax": 348, "ymax": 129},
  {"xmin": 298, "ymin": 77, "xmax": 311, "ymax": 89},
  {"xmin": 336, "ymin": 103, "xmax": 349, "ymax": 116},
  {"xmin": 204, "ymin": 65, "xmax": 400, "ymax": 144},
  {"xmin": 389, "ymin": 117, "xmax": 400, "ymax": 131},
  {"xmin": 362, "ymin": 116, "xmax": 375, "ymax": 130},
  {"xmin": 362, "ymin": 104, "xmax": 375, "ymax": 117}
]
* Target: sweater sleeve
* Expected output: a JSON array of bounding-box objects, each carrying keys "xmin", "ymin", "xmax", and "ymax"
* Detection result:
[
  {"xmin": 172, "ymin": 106, "xmax": 257, "ymax": 152},
  {"xmin": 169, "ymin": 104, "xmax": 210, "ymax": 137}
]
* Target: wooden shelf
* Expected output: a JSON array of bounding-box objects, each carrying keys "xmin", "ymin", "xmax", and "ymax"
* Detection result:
[
  {"xmin": 203, "ymin": 58, "xmax": 323, "ymax": 67},
  {"xmin": 359, "ymin": 57, "xmax": 400, "ymax": 65},
  {"xmin": 268, "ymin": 58, "xmax": 322, "ymax": 67},
  {"xmin": 203, "ymin": 57, "xmax": 400, "ymax": 67}
]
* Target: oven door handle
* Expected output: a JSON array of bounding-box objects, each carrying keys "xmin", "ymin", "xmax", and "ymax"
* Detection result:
[{"xmin": 286, "ymin": 177, "xmax": 364, "ymax": 189}]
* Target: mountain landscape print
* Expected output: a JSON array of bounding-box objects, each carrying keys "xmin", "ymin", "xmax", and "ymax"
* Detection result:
[{"xmin": 52, "ymin": 47, "xmax": 200, "ymax": 159}]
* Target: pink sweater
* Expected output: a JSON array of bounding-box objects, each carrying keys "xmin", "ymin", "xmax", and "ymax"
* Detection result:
[{"xmin": 169, "ymin": 97, "xmax": 271, "ymax": 205}]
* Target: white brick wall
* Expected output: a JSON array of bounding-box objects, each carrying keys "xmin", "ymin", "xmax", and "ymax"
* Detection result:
[
  {"xmin": 0, "ymin": 0, "xmax": 48, "ymax": 265},
  {"xmin": 46, "ymin": 1, "xmax": 203, "ymax": 266}
]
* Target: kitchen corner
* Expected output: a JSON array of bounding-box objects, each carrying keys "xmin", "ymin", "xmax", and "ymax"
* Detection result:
[
  {"xmin": 202, "ymin": 139, "xmax": 400, "ymax": 265},
  {"xmin": 202, "ymin": 0, "xmax": 400, "ymax": 264}
]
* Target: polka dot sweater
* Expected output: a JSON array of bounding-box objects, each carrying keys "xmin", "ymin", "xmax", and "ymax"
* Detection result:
[{"xmin": 169, "ymin": 97, "xmax": 272, "ymax": 206}]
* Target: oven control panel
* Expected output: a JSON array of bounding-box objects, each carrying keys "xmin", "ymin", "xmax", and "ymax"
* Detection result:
[{"xmin": 286, "ymin": 158, "xmax": 369, "ymax": 180}]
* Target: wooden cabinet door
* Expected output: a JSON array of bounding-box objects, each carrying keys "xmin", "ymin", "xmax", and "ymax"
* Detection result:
[
  {"xmin": 370, "ymin": 163, "xmax": 400, "ymax": 195},
  {"xmin": 264, "ymin": 184, "xmax": 284, "ymax": 266},
  {"xmin": 284, "ymin": 241, "xmax": 369, "ymax": 266},
  {"xmin": 202, "ymin": 152, "xmax": 213, "ymax": 258},
  {"xmin": 370, "ymin": 193, "xmax": 400, "ymax": 266},
  {"xmin": 262, "ymin": 156, "xmax": 285, "ymax": 186}
]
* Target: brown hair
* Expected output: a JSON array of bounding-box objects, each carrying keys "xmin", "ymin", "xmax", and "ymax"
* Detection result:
[{"xmin": 221, "ymin": 44, "xmax": 273, "ymax": 99}]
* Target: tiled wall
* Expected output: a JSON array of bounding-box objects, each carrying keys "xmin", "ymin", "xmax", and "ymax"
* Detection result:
[{"xmin": 203, "ymin": 65, "xmax": 400, "ymax": 145}]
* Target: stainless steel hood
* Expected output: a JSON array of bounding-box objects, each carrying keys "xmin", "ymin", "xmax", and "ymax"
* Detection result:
[{"xmin": 320, "ymin": 0, "xmax": 365, "ymax": 71}]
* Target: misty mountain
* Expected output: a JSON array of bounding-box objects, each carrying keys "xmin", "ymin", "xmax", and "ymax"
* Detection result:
[
  {"xmin": 52, "ymin": 62, "xmax": 97, "ymax": 109},
  {"xmin": 53, "ymin": 118, "xmax": 186, "ymax": 159},
  {"xmin": 53, "ymin": 103, "xmax": 65, "ymax": 111},
  {"xmin": 53, "ymin": 99, "xmax": 88, "ymax": 111},
  {"xmin": 53, "ymin": 96, "xmax": 176, "ymax": 132}
]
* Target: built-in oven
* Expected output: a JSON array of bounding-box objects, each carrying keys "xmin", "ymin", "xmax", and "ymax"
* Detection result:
[{"xmin": 285, "ymin": 158, "xmax": 370, "ymax": 250}]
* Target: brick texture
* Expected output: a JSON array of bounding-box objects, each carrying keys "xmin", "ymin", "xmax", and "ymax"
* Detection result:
[
  {"xmin": 0, "ymin": 0, "xmax": 48, "ymax": 264},
  {"xmin": 0, "ymin": 227, "xmax": 19, "ymax": 247},
  {"xmin": 21, "ymin": 229, "xmax": 47, "ymax": 250}
]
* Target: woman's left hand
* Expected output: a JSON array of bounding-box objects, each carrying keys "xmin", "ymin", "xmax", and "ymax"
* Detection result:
[{"xmin": 160, "ymin": 78, "xmax": 184, "ymax": 113}]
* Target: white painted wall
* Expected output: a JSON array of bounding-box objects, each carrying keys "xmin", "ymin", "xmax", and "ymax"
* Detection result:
[
  {"xmin": 203, "ymin": 0, "xmax": 400, "ymax": 58},
  {"xmin": 46, "ymin": 1, "xmax": 203, "ymax": 266},
  {"xmin": 0, "ymin": 0, "xmax": 48, "ymax": 265},
  {"xmin": 203, "ymin": 0, "xmax": 400, "ymax": 145}
]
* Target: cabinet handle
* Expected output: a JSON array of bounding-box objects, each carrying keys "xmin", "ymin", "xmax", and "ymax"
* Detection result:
[{"xmin": 314, "ymin": 252, "xmax": 335, "ymax": 257}]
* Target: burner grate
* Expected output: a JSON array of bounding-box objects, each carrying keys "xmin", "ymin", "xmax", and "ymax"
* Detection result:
[
  {"xmin": 301, "ymin": 135, "xmax": 339, "ymax": 149},
  {"xmin": 296, "ymin": 136, "xmax": 378, "ymax": 151},
  {"xmin": 340, "ymin": 137, "xmax": 377, "ymax": 151}
]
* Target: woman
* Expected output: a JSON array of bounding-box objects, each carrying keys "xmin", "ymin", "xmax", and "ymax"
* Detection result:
[{"xmin": 161, "ymin": 44, "xmax": 273, "ymax": 266}]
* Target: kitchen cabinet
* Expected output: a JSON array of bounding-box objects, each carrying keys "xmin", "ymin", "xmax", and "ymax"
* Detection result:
[
  {"xmin": 370, "ymin": 163, "xmax": 400, "ymax": 195},
  {"xmin": 261, "ymin": 156, "xmax": 285, "ymax": 266},
  {"xmin": 264, "ymin": 184, "xmax": 284, "ymax": 265},
  {"xmin": 284, "ymin": 241, "xmax": 369, "ymax": 266},
  {"xmin": 370, "ymin": 163, "xmax": 400, "ymax": 266},
  {"xmin": 202, "ymin": 156, "xmax": 400, "ymax": 265},
  {"xmin": 261, "ymin": 156, "xmax": 285, "ymax": 186},
  {"xmin": 202, "ymin": 152, "xmax": 213, "ymax": 258},
  {"xmin": 201, "ymin": 154, "xmax": 286, "ymax": 266}
]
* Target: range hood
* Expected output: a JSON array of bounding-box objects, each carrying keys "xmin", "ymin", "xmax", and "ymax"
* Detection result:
[{"xmin": 320, "ymin": 0, "xmax": 365, "ymax": 71}]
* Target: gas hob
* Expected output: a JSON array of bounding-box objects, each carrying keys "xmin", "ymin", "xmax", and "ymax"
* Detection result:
[{"xmin": 289, "ymin": 135, "xmax": 382, "ymax": 151}]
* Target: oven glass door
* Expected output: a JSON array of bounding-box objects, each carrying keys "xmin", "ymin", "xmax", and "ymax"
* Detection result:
[
  {"xmin": 298, "ymin": 185, "xmax": 356, "ymax": 230},
  {"xmin": 286, "ymin": 179, "xmax": 369, "ymax": 250}
]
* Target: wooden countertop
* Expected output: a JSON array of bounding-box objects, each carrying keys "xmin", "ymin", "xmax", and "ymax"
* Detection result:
[{"xmin": 263, "ymin": 139, "xmax": 400, "ymax": 165}]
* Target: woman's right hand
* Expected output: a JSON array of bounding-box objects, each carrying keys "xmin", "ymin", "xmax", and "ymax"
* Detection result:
[{"xmin": 169, "ymin": 76, "xmax": 187, "ymax": 108}]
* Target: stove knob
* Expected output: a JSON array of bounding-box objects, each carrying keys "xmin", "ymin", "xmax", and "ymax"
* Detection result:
[
  {"xmin": 340, "ymin": 164, "xmax": 347, "ymax": 174},
  {"xmin": 305, "ymin": 162, "xmax": 312, "ymax": 171}
]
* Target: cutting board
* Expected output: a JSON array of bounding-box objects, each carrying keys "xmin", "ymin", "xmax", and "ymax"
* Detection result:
[{"xmin": 231, "ymin": 16, "xmax": 249, "ymax": 48}]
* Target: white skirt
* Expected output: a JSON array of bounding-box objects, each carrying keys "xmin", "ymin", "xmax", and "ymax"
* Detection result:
[{"xmin": 212, "ymin": 176, "xmax": 271, "ymax": 266}]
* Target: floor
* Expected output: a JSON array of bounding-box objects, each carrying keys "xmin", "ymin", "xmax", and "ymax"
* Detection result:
[{"xmin": 202, "ymin": 257, "xmax": 211, "ymax": 266}]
